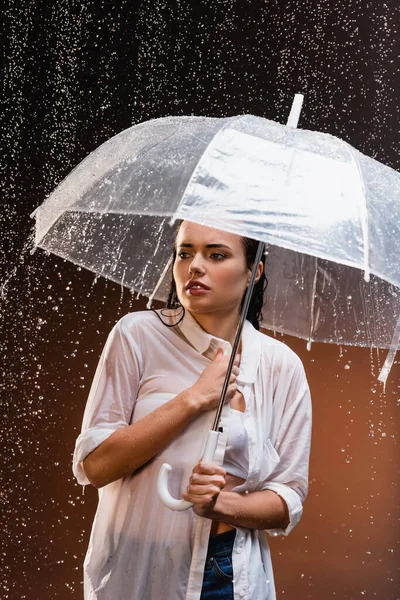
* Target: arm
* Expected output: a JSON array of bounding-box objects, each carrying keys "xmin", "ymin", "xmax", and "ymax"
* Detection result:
[
  {"xmin": 213, "ymin": 489, "xmax": 290, "ymax": 530},
  {"xmin": 83, "ymin": 390, "xmax": 200, "ymax": 488},
  {"xmin": 76, "ymin": 319, "xmax": 240, "ymax": 489},
  {"xmin": 182, "ymin": 461, "xmax": 289, "ymax": 530}
]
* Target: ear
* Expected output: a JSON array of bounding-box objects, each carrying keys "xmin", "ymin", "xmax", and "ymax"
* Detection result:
[
  {"xmin": 247, "ymin": 261, "xmax": 264, "ymax": 285},
  {"xmin": 255, "ymin": 260, "xmax": 264, "ymax": 283}
]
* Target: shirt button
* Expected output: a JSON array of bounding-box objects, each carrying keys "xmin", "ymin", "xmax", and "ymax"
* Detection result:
[
  {"xmin": 236, "ymin": 547, "xmax": 243, "ymax": 554},
  {"xmin": 240, "ymin": 591, "xmax": 246, "ymax": 597}
]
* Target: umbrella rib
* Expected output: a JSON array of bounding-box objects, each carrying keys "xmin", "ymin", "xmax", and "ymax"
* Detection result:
[
  {"xmin": 307, "ymin": 257, "xmax": 319, "ymax": 350},
  {"xmin": 378, "ymin": 313, "xmax": 400, "ymax": 386},
  {"xmin": 146, "ymin": 255, "xmax": 173, "ymax": 309},
  {"xmin": 340, "ymin": 140, "xmax": 370, "ymax": 283}
]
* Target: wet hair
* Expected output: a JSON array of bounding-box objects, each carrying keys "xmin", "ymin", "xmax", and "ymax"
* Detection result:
[{"xmin": 166, "ymin": 222, "xmax": 267, "ymax": 330}]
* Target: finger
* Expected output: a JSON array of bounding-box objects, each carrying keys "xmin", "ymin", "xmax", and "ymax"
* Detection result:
[
  {"xmin": 218, "ymin": 355, "xmax": 230, "ymax": 369},
  {"xmin": 228, "ymin": 368, "xmax": 239, "ymax": 382},
  {"xmin": 183, "ymin": 488, "xmax": 221, "ymax": 506},
  {"xmin": 220, "ymin": 353, "xmax": 240, "ymax": 368},
  {"xmin": 186, "ymin": 483, "xmax": 223, "ymax": 497},
  {"xmin": 189, "ymin": 473, "xmax": 226, "ymax": 488},
  {"xmin": 193, "ymin": 461, "xmax": 226, "ymax": 476},
  {"xmin": 229, "ymin": 373, "xmax": 237, "ymax": 383},
  {"xmin": 214, "ymin": 347, "xmax": 224, "ymax": 361},
  {"xmin": 225, "ymin": 384, "xmax": 237, "ymax": 402}
]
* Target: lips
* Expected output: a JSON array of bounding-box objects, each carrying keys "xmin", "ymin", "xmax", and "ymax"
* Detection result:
[{"xmin": 185, "ymin": 280, "xmax": 210, "ymax": 291}]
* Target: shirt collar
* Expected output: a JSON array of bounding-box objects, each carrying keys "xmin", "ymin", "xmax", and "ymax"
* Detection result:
[
  {"xmin": 178, "ymin": 309, "xmax": 261, "ymax": 384},
  {"xmin": 178, "ymin": 309, "xmax": 231, "ymax": 355}
]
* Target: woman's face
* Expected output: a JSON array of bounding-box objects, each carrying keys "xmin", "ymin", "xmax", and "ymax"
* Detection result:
[{"xmin": 173, "ymin": 221, "xmax": 252, "ymax": 316}]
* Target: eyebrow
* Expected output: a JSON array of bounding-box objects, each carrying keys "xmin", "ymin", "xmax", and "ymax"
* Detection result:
[{"xmin": 177, "ymin": 243, "xmax": 232, "ymax": 249}]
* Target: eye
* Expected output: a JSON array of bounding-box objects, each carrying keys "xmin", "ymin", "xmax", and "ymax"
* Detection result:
[
  {"xmin": 210, "ymin": 252, "xmax": 226, "ymax": 260},
  {"xmin": 177, "ymin": 251, "xmax": 191, "ymax": 259}
]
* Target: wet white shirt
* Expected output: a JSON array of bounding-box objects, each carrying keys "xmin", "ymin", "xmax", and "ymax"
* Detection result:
[{"xmin": 73, "ymin": 308, "xmax": 312, "ymax": 600}]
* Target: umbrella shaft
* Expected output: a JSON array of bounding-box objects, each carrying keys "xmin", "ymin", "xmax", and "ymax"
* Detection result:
[{"xmin": 211, "ymin": 240, "xmax": 265, "ymax": 431}]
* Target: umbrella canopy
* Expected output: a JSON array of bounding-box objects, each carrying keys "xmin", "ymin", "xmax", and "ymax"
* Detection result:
[{"xmin": 32, "ymin": 114, "xmax": 400, "ymax": 352}]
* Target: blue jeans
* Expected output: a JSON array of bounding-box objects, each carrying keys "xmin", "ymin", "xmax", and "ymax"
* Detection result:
[{"xmin": 200, "ymin": 529, "xmax": 236, "ymax": 600}]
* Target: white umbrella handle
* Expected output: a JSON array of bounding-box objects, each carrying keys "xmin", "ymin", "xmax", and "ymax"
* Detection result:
[{"xmin": 157, "ymin": 429, "xmax": 220, "ymax": 511}]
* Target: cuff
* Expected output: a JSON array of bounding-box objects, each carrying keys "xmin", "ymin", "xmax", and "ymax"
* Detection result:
[
  {"xmin": 261, "ymin": 482, "xmax": 303, "ymax": 536},
  {"xmin": 72, "ymin": 427, "xmax": 118, "ymax": 485}
]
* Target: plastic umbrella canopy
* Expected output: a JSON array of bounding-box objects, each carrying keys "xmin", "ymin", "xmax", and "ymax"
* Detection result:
[{"xmin": 33, "ymin": 114, "xmax": 400, "ymax": 352}]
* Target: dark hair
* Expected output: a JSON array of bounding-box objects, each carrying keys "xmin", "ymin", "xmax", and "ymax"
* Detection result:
[{"xmin": 166, "ymin": 223, "xmax": 267, "ymax": 330}]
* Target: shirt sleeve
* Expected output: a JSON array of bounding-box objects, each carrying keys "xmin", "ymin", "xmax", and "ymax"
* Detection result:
[
  {"xmin": 72, "ymin": 317, "xmax": 143, "ymax": 485},
  {"xmin": 262, "ymin": 353, "xmax": 312, "ymax": 537}
]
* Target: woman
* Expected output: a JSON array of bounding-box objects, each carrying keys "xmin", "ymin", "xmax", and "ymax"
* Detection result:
[{"xmin": 73, "ymin": 221, "xmax": 312, "ymax": 600}]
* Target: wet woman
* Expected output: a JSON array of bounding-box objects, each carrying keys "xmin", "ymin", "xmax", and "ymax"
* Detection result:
[{"xmin": 73, "ymin": 221, "xmax": 312, "ymax": 600}]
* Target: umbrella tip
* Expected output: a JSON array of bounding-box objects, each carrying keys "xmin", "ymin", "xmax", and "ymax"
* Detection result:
[
  {"xmin": 286, "ymin": 94, "xmax": 304, "ymax": 129},
  {"xmin": 378, "ymin": 313, "xmax": 400, "ymax": 387}
]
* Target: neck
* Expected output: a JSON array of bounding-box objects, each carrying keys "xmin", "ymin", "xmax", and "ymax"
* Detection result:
[{"xmin": 188, "ymin": 309, "xmax": 241, "ymax": 347}]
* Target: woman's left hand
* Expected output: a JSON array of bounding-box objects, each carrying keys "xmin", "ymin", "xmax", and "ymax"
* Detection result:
[{"xmin": 182, "ymin": 461, "xmax": 226, "ymax": 518}]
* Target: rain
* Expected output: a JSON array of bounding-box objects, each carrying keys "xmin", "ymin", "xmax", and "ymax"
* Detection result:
[{"xmin": 2, "ymin": 1, "xmax": 399, "ymax": 599}]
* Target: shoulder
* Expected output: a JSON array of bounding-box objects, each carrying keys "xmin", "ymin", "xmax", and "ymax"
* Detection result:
[
  {"xmin": 116, "ymin": 310, "xmax": 159, "ymax": 330},
  {"xmin": 112, "ymin": 310, "xmax": 164, "ymax": 341},
  {"xmin": 113, "ymin": 309, "xmax": 181, "ymax": 346},
  {"xmin": 103, "ymin": 311, "xmax": 167, "ymax": 368},
  {"xmin": 255, "ymin": 331, "xmax": 310, "ymax": 406}
]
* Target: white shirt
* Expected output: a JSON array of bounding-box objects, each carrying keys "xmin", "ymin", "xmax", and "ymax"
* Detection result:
[
  {"xmin": 223, "ymin": 408, "xmax": 249, "ymax": 480},
  {"xmin": 73, "ymin": 308, "xmax": 312, "ymax": 600}
]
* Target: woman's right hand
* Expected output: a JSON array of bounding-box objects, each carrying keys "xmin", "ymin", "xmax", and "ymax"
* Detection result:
[{"xmin": 189, "ymin": 348, "xmax": 240, "ymax": 412}]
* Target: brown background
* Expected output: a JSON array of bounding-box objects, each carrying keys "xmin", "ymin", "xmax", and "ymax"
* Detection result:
[{"xmin": 2, "ymin": 1, "xmax": 400, "ymax": 598}]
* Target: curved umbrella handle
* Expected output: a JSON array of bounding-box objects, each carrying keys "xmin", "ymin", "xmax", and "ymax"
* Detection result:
[
  {"xmin": 157, "ymin": 430, "xmax": 220, "ymax": 511},
  {"xmin": 157, "ymin": 464, "xmax": 193, "ymax": 511}
]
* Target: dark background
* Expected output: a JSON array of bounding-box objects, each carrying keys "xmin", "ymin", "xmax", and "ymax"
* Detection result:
[{"xmin": 1, "ymin": 1, "xmax": 399, "ymax": 599}]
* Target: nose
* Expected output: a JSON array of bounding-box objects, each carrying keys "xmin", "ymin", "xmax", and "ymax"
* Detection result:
[{"xmin": 189, "ymin": 253, "xmax": 206, "ymax": 275}]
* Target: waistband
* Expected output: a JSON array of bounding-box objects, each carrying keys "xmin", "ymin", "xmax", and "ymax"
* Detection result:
[{"xmin": 207, "ymin": 528, "xmax": 236, "ymax": 556}]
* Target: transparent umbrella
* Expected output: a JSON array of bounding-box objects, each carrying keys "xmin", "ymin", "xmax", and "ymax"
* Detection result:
[
  {"xmin": 32, "ymin": 105, "xmax": 400, "ymax": 382},
  {"xmin": 31, "ymin": 98, "xmax": 400, "ymax": 511}
]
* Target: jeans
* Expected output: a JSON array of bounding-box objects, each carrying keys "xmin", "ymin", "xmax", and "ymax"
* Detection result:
[{"xmin": 200, "ymin": 529, "xmax": 236, "ymax": 600}]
